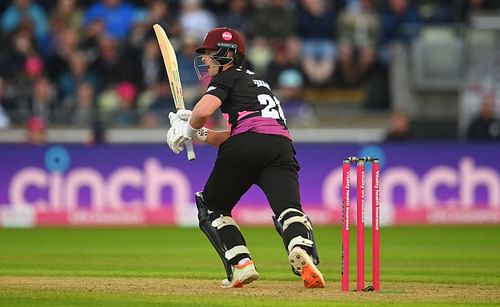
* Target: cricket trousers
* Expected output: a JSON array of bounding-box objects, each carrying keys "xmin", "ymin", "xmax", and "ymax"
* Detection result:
[{"xmin": 202, "ymin": 131, "xmax": 308, "ymax": 264}]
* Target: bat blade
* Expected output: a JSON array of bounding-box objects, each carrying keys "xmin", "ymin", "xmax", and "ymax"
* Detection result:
[{"xmin": 153, "ymin": 24, "xmax": 196, "ymax": 161}]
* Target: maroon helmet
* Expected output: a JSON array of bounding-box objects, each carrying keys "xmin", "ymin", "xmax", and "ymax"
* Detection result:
[
  {"xmin": 195, "ymin": 27, "xmax": 246, "ymax": 56},
  {"xmin": 194, "ymin": 27, "xmax": 246, "ymax": 79}
]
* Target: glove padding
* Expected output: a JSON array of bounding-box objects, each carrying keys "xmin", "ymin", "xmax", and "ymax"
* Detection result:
[
  {"xmin": 168, "ymin": 109, "xmax": 192, "ymax": 127},
  {"xmin": 168, "ymin": 109, "xmax": 208, "ymax": 144},
  {"xmin": 176, "ymin": 109, "xmax": 192, "ymax": 121},
  {"xmin": 167, "ymin": 111, "xmax": 197, "ymax": 154}
]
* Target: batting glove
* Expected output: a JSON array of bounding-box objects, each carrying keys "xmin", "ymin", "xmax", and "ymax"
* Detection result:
[
  {"xmin": 176, "ymin": 109, "xmax": 192, "ymax": 121},
  {"xmin": 167, "ymin": 114, "xmax": 197, "ymax": 154},
  {"xmin": 168, "ymin": 111, "xmax": 208, "ymax": 143}
]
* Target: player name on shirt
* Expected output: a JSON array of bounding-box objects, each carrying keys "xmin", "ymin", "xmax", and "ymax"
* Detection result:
[{"xmin": 252, "ymin": 79, "xmax": 270, "ymax": 90}]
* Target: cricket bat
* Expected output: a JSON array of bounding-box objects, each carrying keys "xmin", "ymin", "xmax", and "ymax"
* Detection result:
[{"xmin": 153, "ymin": 24, "xmax": 196, "ymax": 161}]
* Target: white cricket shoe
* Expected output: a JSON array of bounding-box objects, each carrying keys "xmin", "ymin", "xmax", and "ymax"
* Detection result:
[
  {"xmin": 221, "ymin": 259, "xmax": 259, "ymax": 288},
  {"xmin": 288, "ymin": 247, "xmax": 325, "ymax": 288}
]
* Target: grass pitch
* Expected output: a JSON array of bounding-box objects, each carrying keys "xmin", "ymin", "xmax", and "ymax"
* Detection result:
[{"xmin": 0, "ymin": 225, "xmax": 499, "ymax": 306}]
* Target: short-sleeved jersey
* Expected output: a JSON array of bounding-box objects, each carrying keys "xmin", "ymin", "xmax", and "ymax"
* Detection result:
[{"xmin": 203, "ymin": 67, "xmax": 291, "ymax": 139}]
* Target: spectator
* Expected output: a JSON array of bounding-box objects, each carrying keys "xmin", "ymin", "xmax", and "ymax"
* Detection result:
[
  {"xmin": 265, "ymin": 39, "xmax": 304, "ymax": 89},
  {"xmin": 25, "ymin": 115, "xmax": 46, "ymax": 145},
  {"xmin": 381, "ymin": 0, "xmax": 420, "ymax": 114},
  {"xmin": 466, "ymin": 95, "xmax": 500, "ymax": 141},
  {"xmin": 0, "ymin": 78, "xmax": 11, "ymax": 128},
  {"xmin": 177, "ymin": 32, "xmax": 203, "ymax": 108},
  {"xmin": 97, "ymin": 86, "xmax": 120, "ymax": 121},
  {"xmin": 0, "ymin": 28, "xmax": 38, "ymax": 79},
  {"xmin": 217, "ymin": 0, "xmax": 254, "ymax": 36},
  {"xmin": 276, "ymin": 68, "xmax": 316, "ymax": 127},
  {"xmin": 381, "ymin": 0, "xmax": 420, "ymax": 50},
  {"xmin": 91, "ymin": 35, "xmax": 129, "ymax": 89},
  {"xmin": 1, "ymin": 0, "xmax": 49, "ymax": 41},
  {"xmin": 297, "ymin": 0, "xmax": 336, "ymax": 87},
  {"xmin": 83, "ymin": 0, "xmax": 136, "ymax": 40},
  {"xmin": 8, "ymin": 55, "xmax": 45, "ymax": 121},
  {"xmin": 66, "ymin": 81, "xmax": 96, "ymax": 126},
  {"xmin": 332, "ymin": 41, "xmax": 358, "ymax": 88},
  {"xmin": 245, "ymin": 37, "xmax": 273, "ymax": 75},
  {"xmin": 385, "ymin": 110, "xmax": 412, "ymax": 141},
  {"xmin": 253, "ymin": 0, "xmax": 297, "ymax": 41},
  {"xmin": 58, "ymin": 51, "xmax": 99, "ymax": 101},
  {"xmin": 179, "ymin": 0, "xmax": 217, "ymax": 41},
  {"xmin": 49, "ymin": 0, "xmax": 84, "ymax": 31},
  {"xmin": 80, "ymin": 18, "xmax": 105, "ymax": 63},
  {"xmin": 148, "ymin": 0, "xmax": 180, "ymax": 39},
  {"xmin": 45, "ymin": 28, "xmax": 80, "ymax": 82},
  {"xmin": 337, "ymin": 0, "xmax": 381, "ymax": 50},
  {"xmin": 139, "ymin": 79, "xmax": 176, "ymax": 128},
  {"xmin": 331, "ymin": 29, "xmax": 388, "ymax": 102},
  {"xmin": 360, "ymin": 47, "xmax": 390, "ymax": 110},
  {"xmin": 139, "ymin": 38, "xmax": 162, "ymax": 91},
  {"xmin": 30, "ymin": 76, "xmax": 58, "ymax": 123},
  {"xmin": 127, "ymin": 9, "xmax": 151, "ymax": 50},
  {"xmin": 41, "ymin": 12, "xmax": 66, "ymax": 57},
  {"xmin": 112, "ymin": 81, "xmax": 138, "ymax": 127}
]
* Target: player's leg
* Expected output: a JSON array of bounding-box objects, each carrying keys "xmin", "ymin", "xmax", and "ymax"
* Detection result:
[
  {"xmin": 256, "ymin": 137, "xmax": 325, "ymax": 288},
  {"xmin": 196, "ymin": 192, "xmax": 258, "ymax": 288},
  {"xmin": 196, "ymin": 134, "xmax": 260, "ymax": 288}
]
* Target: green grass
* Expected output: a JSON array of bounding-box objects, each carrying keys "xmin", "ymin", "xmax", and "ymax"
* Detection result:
[{"xmin": 0, "ymin": 226, "xmax": 499, "ymax": 306}]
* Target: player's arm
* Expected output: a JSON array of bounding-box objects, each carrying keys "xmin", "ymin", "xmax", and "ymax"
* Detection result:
[
  {"xmin": 190, "ymin": 94, "xmax": 229, "ymax": 147},
  {"xmin": 199, "ymin": 129, "xmax": 230, "ymax": 147}
]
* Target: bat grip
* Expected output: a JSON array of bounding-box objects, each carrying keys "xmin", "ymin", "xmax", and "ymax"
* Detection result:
[{"xmin": 185, "ymin": 139, "xmax": 196, "ymax": 161}]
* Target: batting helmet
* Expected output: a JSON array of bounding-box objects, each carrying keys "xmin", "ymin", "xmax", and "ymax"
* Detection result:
[{"xmin": 195, "ymin": 27, "xmax": 246, "ymax": 57}]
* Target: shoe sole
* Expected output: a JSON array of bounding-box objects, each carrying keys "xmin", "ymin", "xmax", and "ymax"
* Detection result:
[
  {"xmin": 289, "ymin": 249, "xmax": 325, "ymax": 288},
  {"xmin": 231, "ymin": 272, "xmax": 259, "ymax": 288},
  {"xmin": 222, "ymin": 261, "xmax": 259, "ymax": 289}
]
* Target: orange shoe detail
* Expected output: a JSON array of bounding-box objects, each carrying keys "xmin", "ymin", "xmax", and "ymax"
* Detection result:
[
  {"xmin": 288, "ymin": 247, "xmax": 325, "ymax": 288},
  {"xmin": 301, "ymin": 264, "xmax": 325, "ymax": 288},
  {"xmin": 221, "ymin": 260, "xmax": 259, "ymax": 288},
  {"xmin": 235, "ymin": 260, "xmax": 254, "ymax": 270}
]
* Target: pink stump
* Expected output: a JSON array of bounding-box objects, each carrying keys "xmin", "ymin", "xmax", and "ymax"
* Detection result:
[
  {"xmin": 372, "ymin": 159, "xmax": 381, "ymax": 291},
  {"xmin": 356, "ymin": 159, "xmax": 365, "ymax": 291},
  {"xmin": 341, "ymin": 159, "xmax": 350, "ymax": 291}
]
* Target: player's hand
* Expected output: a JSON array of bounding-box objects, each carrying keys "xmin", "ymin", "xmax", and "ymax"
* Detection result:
[
  {"xmin": 168, "ymin": 111, "xmax": 208, "ymax": 143},
  {"xmin": 176, "ymin": 109, "xmax": 192, "ymax": 121},
  {"xmin": 168, "ymin": 110, "xmax": 192, "ymax": 127},
  {"xmin": 167, "ymin": 113, "xmax": 197, "ymax": 154},
  {"xmin": 166, "ymin": 122, "xmax": 183, "ymax": 154}
]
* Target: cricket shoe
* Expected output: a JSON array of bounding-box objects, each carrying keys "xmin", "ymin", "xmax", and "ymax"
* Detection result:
[
  {"xmin": 221, "ymin": 259, "xmax": 259, "ymax": 288},
  {"xmin": 288, "ymin": 247, "xmax": 325, "ymax": 288}
]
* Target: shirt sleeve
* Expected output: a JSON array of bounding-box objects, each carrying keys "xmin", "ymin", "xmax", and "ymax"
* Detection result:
[{"xmin": 203, "ymin": 72, "xmax": 235, "ymax": 105}]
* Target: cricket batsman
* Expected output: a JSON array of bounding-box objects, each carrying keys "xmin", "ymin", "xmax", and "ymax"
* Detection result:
[{"xmin": 166, "ymin": 27, "xmax": 325, "ymax": 289}]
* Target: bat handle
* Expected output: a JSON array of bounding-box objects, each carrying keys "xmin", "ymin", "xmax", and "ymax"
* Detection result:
[{"xmin": 185, "ymin": 139, "xmax": 196, "ymax": 161}]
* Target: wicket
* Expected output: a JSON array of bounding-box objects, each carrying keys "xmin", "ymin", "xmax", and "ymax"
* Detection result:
[{"xmin": 341, "ymin": 156, "xmax": 380, "ymax": 292}]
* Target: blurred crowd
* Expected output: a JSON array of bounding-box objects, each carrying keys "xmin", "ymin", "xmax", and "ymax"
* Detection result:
[{"xmin": 0, "ymin": 0, "xmax": 499, "ymax": 140}]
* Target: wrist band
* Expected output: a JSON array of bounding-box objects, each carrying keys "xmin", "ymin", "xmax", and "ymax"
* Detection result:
[
  {"xmin": 195, "ymin": 127, "xmax": 208, "ymax": 142},
  {"xmin": 184, "ymin": 121, "xmax": 198, "ymax": 138}
]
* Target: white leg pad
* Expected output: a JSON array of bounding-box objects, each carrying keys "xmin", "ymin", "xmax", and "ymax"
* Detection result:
[
  {"xmin": 225, "ymin": 245, "xmax": 250, "ymax": 261},
  {"xmin": 211, "ymin": 215, "xmax": 240, "ymax": 230},
  {"xmin": 283, "ymin": 215, "xmax": 312, "ymax": 231},
  {"xmin": 277, "ymin": 208, "xmax": 303, "ymax": 221},
  {"xmin": 287, "ymin": 236, "xmax": 314, "ymax": 253}
]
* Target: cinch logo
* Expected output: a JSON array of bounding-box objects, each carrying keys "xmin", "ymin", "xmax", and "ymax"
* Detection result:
[
  {"xmin": 323, "ymin": 157, "xmax": 500, "ymax": 209},
  {"xmin": 8, "ymin": 157, "xmax": 191, "ymax": 211}
]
